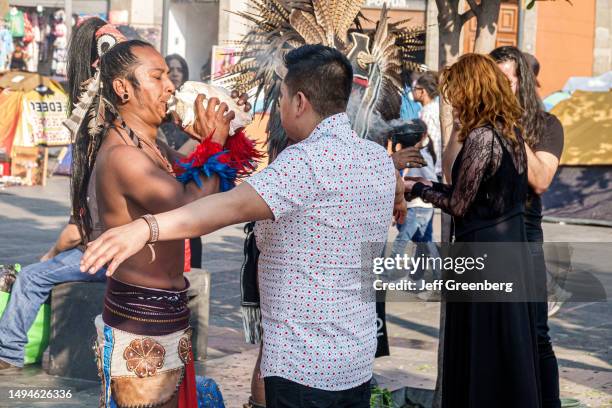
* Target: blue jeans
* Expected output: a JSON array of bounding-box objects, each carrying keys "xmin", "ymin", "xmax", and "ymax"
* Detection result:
[
  {"xmin": 392, "ymin": 207, "xmax": 439, "ymax": 281},
  {"xmin": 0, "ymin": 248, "xmax": 106, "ymax": 366}
]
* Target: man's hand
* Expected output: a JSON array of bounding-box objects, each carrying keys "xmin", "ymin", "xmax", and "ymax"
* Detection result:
[
  {"xmin": 404, "ymin": 176, "xmax": 432, "ymax": 199},
  {"xmin": 184, "ymin": 94, "xmax": 235, "ymax": 145},
  {"xmin": 391, "ymin": 146, "xmax": 426, "ymax": 171},
  {"xmin": 80, "ymin": 219, "xmax": 150, "ymax": 276},
  {"xmin": 80, "ymin": 182, "xmax": 273, "ymax": 276},
  {"xmin": 231, "ymin": 90, "xmax": 252, "ymax": 112}
]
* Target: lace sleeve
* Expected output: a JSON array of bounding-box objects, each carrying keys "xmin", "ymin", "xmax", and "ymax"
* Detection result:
[{"xmin": 414, "ymin": 127, "xmax": 502, "ymax": 217}]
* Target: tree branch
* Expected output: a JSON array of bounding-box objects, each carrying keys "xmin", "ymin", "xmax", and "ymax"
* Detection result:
[
  {"xmin": 465, "ymin": 0, "xmax": 481, "ymax": 15},
  {"xmin": 460, "ymin": 8, "xmax": 476, "ymax": 25}
]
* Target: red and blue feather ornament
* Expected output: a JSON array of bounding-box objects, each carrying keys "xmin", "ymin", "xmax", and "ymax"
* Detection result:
[{"xmin": 174, "ymin": 129, "xmax": 263, "ymax": 192}]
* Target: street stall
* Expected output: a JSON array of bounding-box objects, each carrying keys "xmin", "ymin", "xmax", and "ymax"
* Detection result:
[
  {"xmin": 542, "ymin": 81, "xmax": 612, "ymax": 226},
  {"xmin": 0, "ymin": 70, "xmax": 70, "ymax": 186}
]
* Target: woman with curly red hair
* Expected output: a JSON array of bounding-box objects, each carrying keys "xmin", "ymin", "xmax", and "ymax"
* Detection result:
[{"xmin": 405, "ymin": 53, "xmax": 541, "ymax": 407}]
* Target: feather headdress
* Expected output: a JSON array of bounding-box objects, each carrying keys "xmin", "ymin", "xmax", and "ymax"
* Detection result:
[
  {"xmin": 218, "ymin": 0, "xmax": 425, "ymax": 152},
  {"xmin": 64, "ymin": 23, "xmax": 126, "ymax": 146}
]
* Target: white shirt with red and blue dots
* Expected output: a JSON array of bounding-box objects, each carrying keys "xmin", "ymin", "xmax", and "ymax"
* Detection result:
[{"xmin": 246, "ymin": 112, "xmax": 396, "ymax": 391}]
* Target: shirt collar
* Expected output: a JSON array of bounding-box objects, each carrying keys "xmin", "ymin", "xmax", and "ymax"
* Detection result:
[{"xmin": 309, "ymin": 112, "xmax": 352, "ymax": 139}]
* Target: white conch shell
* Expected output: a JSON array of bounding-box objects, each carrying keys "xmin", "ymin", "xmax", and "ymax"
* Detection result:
[{"xmin": 167, "ymin": 81, "xmax": 253, "ymax": 136}]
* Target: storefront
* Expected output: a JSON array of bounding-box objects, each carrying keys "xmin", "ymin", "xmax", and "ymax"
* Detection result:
[{"xmin": 1, "ymin": 1, "xmax": 108, "ymax": 76}]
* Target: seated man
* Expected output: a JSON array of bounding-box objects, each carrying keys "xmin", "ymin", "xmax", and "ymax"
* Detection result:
[{"xmin": 0, "ymin": 219, "xmax": 106, "ymax": 370}]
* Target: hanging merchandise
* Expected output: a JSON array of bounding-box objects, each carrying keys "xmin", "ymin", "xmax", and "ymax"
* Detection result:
[
  {"xmin": 41, "ymin": 15, "xmax": 52, "ymax": 62},
  {"xmin": 6, "ymin": 7, "xmax": 24, "ymax": 38},
  {"xmin": 0, "ymin": 21, "xmax": 13, "ymax": 71},
  {"xmin": 26, "ymin": 13, "xmax": 39, "ymax": 72},
  {"xmin": 22, "ymin": 13, "xmax": 33, "ymax": 44},
  {"xmin": 51, "ymin": 11, "xmax": 66, "ymax": 76}
]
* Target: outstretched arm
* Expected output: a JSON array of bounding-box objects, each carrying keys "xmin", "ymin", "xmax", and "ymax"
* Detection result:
[
  {"xmin": 84, "ymin": 143, "xmax": 318, "ymax": 276},
  {"xmin": 41, "ymin": 221, "xmax": 82, "ymax": 261},
  {"xmin": 81, "ymin": 182, "xmax": 273, "ymax": 275}
]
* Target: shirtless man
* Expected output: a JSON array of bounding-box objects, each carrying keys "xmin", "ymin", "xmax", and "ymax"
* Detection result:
[{"xmin": 67, "ymin": 22, "xmax": 250, "ymax": 408}]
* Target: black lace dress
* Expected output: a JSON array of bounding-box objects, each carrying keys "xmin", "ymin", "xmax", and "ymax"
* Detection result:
[{"xmin": 412, "ymin": 126, "xmax": 541, "ymax": 407}]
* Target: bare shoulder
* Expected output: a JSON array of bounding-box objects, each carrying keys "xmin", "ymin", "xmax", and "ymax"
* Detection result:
[{"xmin": 98, "ymin": 143, "xmax": 155, "ymax": 174}]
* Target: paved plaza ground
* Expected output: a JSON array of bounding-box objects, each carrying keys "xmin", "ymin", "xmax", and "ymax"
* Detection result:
[{"xmin": 0, "ymin": 177, "xmax": 610, "ymax": 407}]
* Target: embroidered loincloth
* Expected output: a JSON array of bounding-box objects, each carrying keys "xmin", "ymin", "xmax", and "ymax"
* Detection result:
[{"xmin": 102, "ymin": 276, "xmax": 191, "ymax": 336}]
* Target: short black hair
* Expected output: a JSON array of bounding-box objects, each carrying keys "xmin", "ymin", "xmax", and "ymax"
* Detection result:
[
  {"xmin": 283, "ymin": 44, "xmax": 353, "ymax": 117},
  {"xmin": 415, "ymin": 71, "xmax": 439, "ymax": 99}
]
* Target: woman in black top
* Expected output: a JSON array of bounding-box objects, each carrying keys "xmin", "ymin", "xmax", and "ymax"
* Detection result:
[
  {"xmin": 161, "ymin": 54, "xmax": 191, "ymax": 151},
  {"xmin": 491, "ymin": 46, "xmax": 564, "ymax": 408},
  {"xmin": 405, "ymin": 54, "xmax": 541, "ymax": 407}
]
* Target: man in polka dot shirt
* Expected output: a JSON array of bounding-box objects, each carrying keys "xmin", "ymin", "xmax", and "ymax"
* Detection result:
[{"xmin": 81, "ymin": 44, "xmax": 408, "ymax": 407}]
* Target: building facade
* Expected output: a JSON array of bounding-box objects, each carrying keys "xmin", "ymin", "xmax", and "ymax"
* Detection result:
[{"xmin": 35, "ymin": 0, "xmax": 608, "ymax": 96}]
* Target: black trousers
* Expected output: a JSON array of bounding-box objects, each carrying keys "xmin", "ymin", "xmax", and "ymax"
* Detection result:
[{"xmin": 264, "ymin": 377, "xmax": 371, "ymax": 408}]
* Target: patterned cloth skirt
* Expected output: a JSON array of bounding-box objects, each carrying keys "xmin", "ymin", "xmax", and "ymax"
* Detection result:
[{"xmin": 93, "ymin": 277, "xmax": 225, "ymax": 408}]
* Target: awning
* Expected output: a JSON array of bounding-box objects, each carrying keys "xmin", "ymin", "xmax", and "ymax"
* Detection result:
[{"xmin": 552, "ymin": 90, "xmax": 612, "ymax": 166}]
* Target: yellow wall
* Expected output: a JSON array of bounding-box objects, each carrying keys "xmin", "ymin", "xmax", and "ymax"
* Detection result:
[{"xmin": 535, "ymin": 0, "xmax": 596, "ymax": 96}]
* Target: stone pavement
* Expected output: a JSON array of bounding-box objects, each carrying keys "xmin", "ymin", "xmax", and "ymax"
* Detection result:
[{"xmin": 0, "ymin": 177, "xmax": 610, "ymax": 407}]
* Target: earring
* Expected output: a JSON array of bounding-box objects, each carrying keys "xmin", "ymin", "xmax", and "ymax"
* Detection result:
[{"xmin": 122, "ymin": 93, "xmax": 129, "ymax": 102}]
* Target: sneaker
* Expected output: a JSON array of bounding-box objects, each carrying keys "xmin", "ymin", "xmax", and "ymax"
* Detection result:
[
  {"xmin": 0, "ymin": 359, "xmax": 19, "ymax": 371},
  {"xmin": 548, "ymin": 301, "xmax": 562, "ymax": 317},
  {"xmin": 548, "ymin": 286, "xmax": 572, "ymax": 317}
]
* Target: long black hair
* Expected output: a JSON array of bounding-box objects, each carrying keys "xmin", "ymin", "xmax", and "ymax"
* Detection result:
[
  {"xmin": 68, "ymin": 21, "xmax": 153, "ymax": 239},
  {"xmin": 490, "ymin": 46, "xmax": 545, "ymax": 148},
  {"xmin": 165, "ymin": 53, "xmax": 189, "ymax": 86},
  {"xmin": 415, "ymin": 71, "xmax": 439, "ymax": 99}
]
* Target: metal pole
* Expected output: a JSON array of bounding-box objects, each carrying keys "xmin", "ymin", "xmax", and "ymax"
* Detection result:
[
  {"xmin": 161, "ymin": 0, "xmax": 170, "ymax": 55},
  {"xmin": 64, "ymin": 0, "xmax": 72, "ymax": 41}
]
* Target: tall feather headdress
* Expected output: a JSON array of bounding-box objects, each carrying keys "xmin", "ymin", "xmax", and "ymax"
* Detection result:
[{"xmin": 218, "ymin": 0, "xmax": 425, "ymax": 153}]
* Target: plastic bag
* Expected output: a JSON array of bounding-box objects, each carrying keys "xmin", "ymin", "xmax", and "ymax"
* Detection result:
[{"xmin": 0, "ymin": 264, "xmax": 50, "ymax": 364}]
